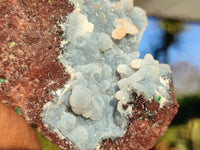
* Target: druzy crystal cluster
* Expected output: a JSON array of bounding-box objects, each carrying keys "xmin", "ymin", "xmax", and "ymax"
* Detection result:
[{"xmin": 42, "ymin": 0, "xmax": 172, "ymax": 149}]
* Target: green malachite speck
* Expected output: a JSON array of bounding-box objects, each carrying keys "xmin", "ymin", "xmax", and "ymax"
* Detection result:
[
  {"xmin": 0, "ymin": 78, "xmax": 7, "ymax": 84},
  {"xmin": 156, "ymin": 95, "xmax": 162, "ymax": 102},
  {"xmin": 11, "ymin": 42, "xmax": 16, "ymax": 47},
  {"xmin": 16, "ymin": 107, "xmax": 21, "ymax": 115}
]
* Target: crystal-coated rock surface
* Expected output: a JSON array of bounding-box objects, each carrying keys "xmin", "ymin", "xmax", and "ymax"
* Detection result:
[{"xmin": 41, "ymin": 0, "xmax": 176, "ymax": 150}]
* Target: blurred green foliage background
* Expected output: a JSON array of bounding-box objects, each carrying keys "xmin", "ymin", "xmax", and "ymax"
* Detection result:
[{"xmin": 34, "ymin": 129, "xmax": 61, "ymax": 150}]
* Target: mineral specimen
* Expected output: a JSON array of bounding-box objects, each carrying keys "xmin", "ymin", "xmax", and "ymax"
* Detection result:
[
  {"xmin": 41, "ymin": 0, "xmax": 176, "ymax": 150},
  {"xmin": 0, "ymin": 0, "xmax": 179, "ymax": 149}
]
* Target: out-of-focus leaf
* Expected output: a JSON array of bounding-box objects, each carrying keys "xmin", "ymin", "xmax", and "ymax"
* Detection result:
[
  {"xmin": 153, "ymin": 118, "xmax": 200, "ymax": 150},
  {"xmin": 33, "ymin": 129, "xmax": 61, "ymax": 150}
]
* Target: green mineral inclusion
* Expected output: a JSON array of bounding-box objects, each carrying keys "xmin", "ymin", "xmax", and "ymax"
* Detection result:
[
  {"xmin": 0, "ymin": 78, "xmax": 7, "ymax": 84},
  {"xmin": 156, "ymin": 95, "xmax": 162, "ymax": 102},
  {"xmin": 10, "ymin": 42, "xmax": 16, "ymax": 47},
  {"xmin": 16, "ymin": 107, "xmax": 21, "ymax": 115}
]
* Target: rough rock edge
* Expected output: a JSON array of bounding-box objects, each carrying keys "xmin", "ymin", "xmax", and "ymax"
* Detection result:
[
  {"xmin": 0, "ymin": 0, "xmax": 73, "ymax": 149},
  {"xmin": 0, "ymin": 0, "xmax": 178, "ymax": 149},
  {"xmin": 101, "ymin": 80, "xmax": 178, "ymax": 150}
]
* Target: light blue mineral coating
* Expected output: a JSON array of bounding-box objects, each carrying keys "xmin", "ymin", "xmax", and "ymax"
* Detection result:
[{"xmin": 41, "ymin": 0, "xmax": 172, "ymax": 150}]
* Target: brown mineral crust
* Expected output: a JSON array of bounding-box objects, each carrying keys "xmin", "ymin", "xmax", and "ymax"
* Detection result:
[
  {"xmin": 101, "ymin": 80, "xmax": 179, "ymax": 150},
  {"xmin": 0, "ymin": 0, "xmax": 74, "ymax": 148}
]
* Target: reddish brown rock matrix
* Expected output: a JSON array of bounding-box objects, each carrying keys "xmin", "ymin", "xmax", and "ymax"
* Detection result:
[
  {"xmin": 0, "ymin": 1, "xmax": 178, "ymax": 149},
  {"xmin": 101, "ymin": 81, "xmax": 178, "ymax": 150},
  {"xmin": 0, "ymin": 0, "xmax": 73, "ymax": 148}
]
